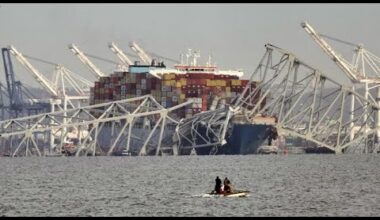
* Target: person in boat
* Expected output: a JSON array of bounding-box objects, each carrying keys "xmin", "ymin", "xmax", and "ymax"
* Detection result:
[
  {"xmin": 214, "ymin": 176, "xmax": 222, "ymax": 194},
  {"xmin": 223, "ymin": 177, "xmax": 233, "ymax": 194}
]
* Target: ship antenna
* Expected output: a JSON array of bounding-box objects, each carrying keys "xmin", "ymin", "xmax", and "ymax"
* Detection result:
[
  {"xmin": 180, "ymin": 53, "xmax": 184, "ymax": 65},
  {"xmin": 193, "ymin": 49, "xmax": 200, "ymax": 66},
  {"xmin": 207, "ymin": 54, "xmax": 212, "ymax": 67},
  {"xmin": 186, "ymin": 49, "xmax": 192, "ymax": 65}
]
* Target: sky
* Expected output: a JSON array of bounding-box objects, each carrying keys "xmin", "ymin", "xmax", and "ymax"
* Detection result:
[{"xmin": 0, "ymin": 3, "xmax": 379, "ymax": 89}]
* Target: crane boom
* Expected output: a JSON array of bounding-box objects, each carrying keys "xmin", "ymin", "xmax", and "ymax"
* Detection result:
[
  {"xmin": 302, "ymin": 21, "xmax": 380, "ymax": 148},
  {"xmin": 1, "ymin": 48, "xmax": 24, "ymax": 111},
  {"xmin": 8, "ymin": 45, "xmax": 58, "ymax": 97},
  {"xmin": 129, "ymin": 41, "xmax": 152, "ymax": 65},
  {"xmin": 148, "ymin": 52, "xmax": 180, "ymax": 64},
  {"xmin": 2, "ymin": 48, "xmax": 17, "ymax": 101},
  {"xmin": 108, "ymin": 42, "xmax": 133, "ymax": 65},
  {"xmin": 301, "ymin": 21, "xmax": 362, "ymax": 83},
  {"xmin": 68, "ymin": 44, "xmax": 105, "ymax": 78}
]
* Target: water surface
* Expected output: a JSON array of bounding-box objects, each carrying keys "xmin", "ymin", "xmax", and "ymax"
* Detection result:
[{"xmin": 0, "ymin": 154, "xmax": 379, "ymax": 216}]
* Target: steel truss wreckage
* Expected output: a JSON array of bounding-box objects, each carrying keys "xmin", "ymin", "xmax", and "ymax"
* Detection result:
[
  {"xmin": 0, "ymin": 95, "xmax": 192, "ymax": 157},
  {"xmin": 232, "ymin": 44, "xmax": 380, "ymax": 154},
  {"xmin": 1, "ymin": 44, "xmax": 379, "ymax": 157}
]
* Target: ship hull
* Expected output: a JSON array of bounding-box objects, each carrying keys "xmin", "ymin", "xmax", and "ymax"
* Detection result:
[
  {"xmin": 65, "ymin": 121, "xmax": 271, "ymax": 156},
  {"xmin": 186, "ymin": 123, "xmax": 271, "ymax": 155},
  {"xmin": 219, "ymin": 123, "xmax": 270, "ymax": 155},
  {"xmin": 304, "ymin": 146, "xmax": 334, "ymax": 154}
]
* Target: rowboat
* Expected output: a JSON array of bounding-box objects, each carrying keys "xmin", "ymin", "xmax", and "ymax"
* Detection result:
[{"xmin": 202, "ymin": 190, "xmax": 250, "ymax": 198}]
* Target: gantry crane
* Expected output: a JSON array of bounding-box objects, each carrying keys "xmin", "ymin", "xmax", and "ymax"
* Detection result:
[
  {"xmin": 2, "ymin": 48, "xmax": 24, "ymax": 115},
  {"xmin": 300, "ymin": 22, "xmax": 380, "ymax": 83},
  {"xmin": 129, "ymin": 41, "xmax": 180, "ymax": 65},
  {"xmin": 149, "ymin": 51, "xmax": 180, "ymax": 64},
  {"xmin": 0, "ymin": 83, "xmax": 6, "ymax": 120},
  {"xmin": 68, "ymin": 43, "xmax": 106, "ymax": 79},
  {"xmin": 9, "ymin": 45, "xmax": 93, "ymax": 151},
  {"xmin": 8, "ymin": 45, "xmax": 59, "ymax": 98},
  {"xmin": 2, "ymin": 48, "xmax": 58, "ymax": 118},
  {"xmin": 301, "ymin": 21, "xmax": 380, "ymax": 150},
  {"xmin": 8, "ymin": 45, "xmax": 90, "ymax": 110},
  {"xmin": 108, "ymin": 42, "xmax": 133, "ymax": 66},
  {"xmin": 129, "ymin": 41, "xmax": 153, "ymax": 65}
]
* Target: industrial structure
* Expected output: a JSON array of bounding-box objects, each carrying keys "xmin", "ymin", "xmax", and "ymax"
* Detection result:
[
  {"xmin": 2, "ymin": 46, "xmax": 92, "ymax": 118},
  {"xmin": 234, "ymin": 44, "xmax": 379, "ymax": 153},
  {"xmin": 301, "ymin": 21, "xmax": 380, "ymax": 152},
  {"xmin": 1, "ymin": 43, "xmax": 379, "ymax": 157},
  {"xmin": 129, "ymin": 41, "xmax": 153, "ymax": 65},
  {"xmin": 0, "ymin": 95, "xmax": 192, "ymax": 157},
  {"xmin": 108, "ymin": 42, "xmax": 134, "ymax": 66},
  {"xmin": 68, "ymin": 43, "xmax": 107, "ymax": 79}
]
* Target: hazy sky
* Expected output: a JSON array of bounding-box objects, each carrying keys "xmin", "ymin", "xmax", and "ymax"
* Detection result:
[{"xmin": 1, "ymin": 3, "xmax": 379, "ymax": 88}]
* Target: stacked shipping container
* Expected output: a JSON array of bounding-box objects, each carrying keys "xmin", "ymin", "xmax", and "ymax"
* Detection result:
[{"xmin": 90, "ymin": 71, "xmax": 257, "ymax": 119}]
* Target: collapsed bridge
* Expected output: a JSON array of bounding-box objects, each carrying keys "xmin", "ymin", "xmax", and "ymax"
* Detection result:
[{"xmin": 1, "ymin": 44, "xmax": 379, "ymax": 157}]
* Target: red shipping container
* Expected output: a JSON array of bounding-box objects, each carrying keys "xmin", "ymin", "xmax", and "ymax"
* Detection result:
[
  {"xmin": 241, "ymin": 80, "xmax": 249, "ymax": 87},
  {"xmin": 201, "ymin": 95, "xmax": 208, "ymax": 111}
]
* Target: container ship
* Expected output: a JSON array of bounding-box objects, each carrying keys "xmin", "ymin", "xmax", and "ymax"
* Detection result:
[
  {"xmin": 87, "ymin": 52, "xmax": 274, "ymax": 155},
  {"xmin": 90, "ymin": 62, "xmax": 247, "ymax": 118}
]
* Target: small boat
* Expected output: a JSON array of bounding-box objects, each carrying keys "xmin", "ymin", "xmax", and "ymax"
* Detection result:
[
  {"xmin": 202, "ymin": 190, "xmax": 250, "ymax": 198},
  {"xmin": 257, "ymin": 145, "xmax": 278, "ymax": 154},
  {"xmin": 121, "ymin": 150, "xmax": 131, "ymax": 156}
]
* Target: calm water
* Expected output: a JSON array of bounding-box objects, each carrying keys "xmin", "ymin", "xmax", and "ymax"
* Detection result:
[{"xmin": 0, "ymin": 154, "xmax": 379, "ymax": 217}]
